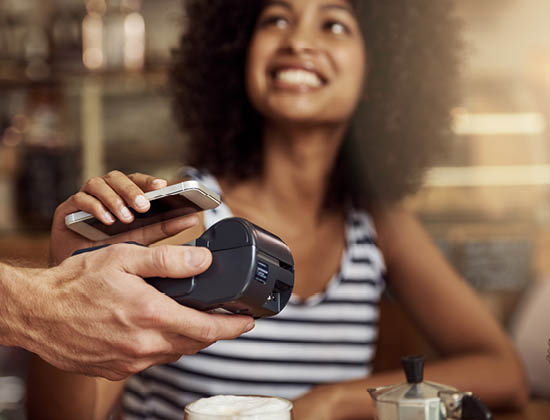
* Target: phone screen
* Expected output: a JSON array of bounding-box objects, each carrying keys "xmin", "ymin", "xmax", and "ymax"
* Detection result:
[{"xmin": 84, "ymin": 194, "xmax": 202, "ymax": 236}]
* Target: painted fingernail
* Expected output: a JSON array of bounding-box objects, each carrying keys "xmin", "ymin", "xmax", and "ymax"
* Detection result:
[
  {"xmin": 104, "ymin": 212, "xmax": 115, "ymax": 223},
  {"xmin": 135, "ymin": 195, "xmax": 149, "ymax": 209},
  {"xmin": 121, "ymin": 206, "xmax": 133, "ymax": 220},
  {"xmin": 185, "ymin": 247, "xmax": 209, "ymax": 267}
]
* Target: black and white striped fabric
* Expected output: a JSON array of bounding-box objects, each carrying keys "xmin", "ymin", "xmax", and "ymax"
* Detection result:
[{"xmin": 122, "ymin": 170, "xmax": 386, "ymax": 420}]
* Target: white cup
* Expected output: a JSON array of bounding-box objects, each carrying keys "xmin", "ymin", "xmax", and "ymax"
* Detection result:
[{"xmin": 184, "ymin": 395, "xmax": 293, "ymax": 420}]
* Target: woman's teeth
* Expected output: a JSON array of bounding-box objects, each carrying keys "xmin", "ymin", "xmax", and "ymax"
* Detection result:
[{"xmin": 275, "ymin": 69, "xmax": 322, "ymax": 88}]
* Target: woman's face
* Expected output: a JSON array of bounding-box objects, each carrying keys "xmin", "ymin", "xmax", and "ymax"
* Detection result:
[{"xmin": 246, "ymin": 0, "xmax": 367, "ymax": 126}]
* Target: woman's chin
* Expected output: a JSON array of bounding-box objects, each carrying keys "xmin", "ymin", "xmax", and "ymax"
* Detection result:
[
  {"xmin": 269, "ymin": 113, "xmax": 330, "ymax": 126},
  {"xmin": 262, "ymin": 104, "xmax": 336, "ymax": 126},
  {"xmin": 258, "ymin": 95, "xmax": 353, "ymax": 127}
]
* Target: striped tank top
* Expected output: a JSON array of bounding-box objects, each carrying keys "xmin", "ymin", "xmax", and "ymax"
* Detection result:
[{"xmin": 123, "ymin": 169, "xmax": 386, "ymax": 420}]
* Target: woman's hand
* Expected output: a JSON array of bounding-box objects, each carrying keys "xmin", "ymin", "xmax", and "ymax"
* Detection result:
[
  {"xmin": 50, "ymin": 171, "xmax": 198, "ymax": 265},
  {"xmin": 292, "ymin": 385, "xmax": 342, "ymax": 420}
]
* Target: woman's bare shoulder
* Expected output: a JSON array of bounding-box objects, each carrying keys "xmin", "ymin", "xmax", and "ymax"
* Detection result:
[{"xmin": 367, "ymin": 203, "xmax": 422, "ymax": 262}]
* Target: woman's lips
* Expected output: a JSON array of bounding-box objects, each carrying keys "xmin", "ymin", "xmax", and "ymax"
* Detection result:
[{"xmin": 270, "ymin": 67, "xmax": 326, "ymax": 91}]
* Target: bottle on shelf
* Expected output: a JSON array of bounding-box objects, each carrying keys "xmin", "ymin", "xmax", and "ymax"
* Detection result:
[
  {"xmin": 82, "ymin": 0, "xmax": 145, "ymax": 72},
  {"xmin": 50, "ymin": 0, "xmax": 86, "ymax": 74},
  {"xmin": 15, "ymin": 86, "xmax": 79, "ymax": 231}
]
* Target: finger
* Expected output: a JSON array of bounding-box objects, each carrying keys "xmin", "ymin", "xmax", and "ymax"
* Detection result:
[
  {"xmin": 81, "ymin": 175, "xmax": 135, "ymax": 223},
  {"xmin": 166, "ymin": 337, "xmax": 206, "ymax": 357},
  {"xmin": 127, "ymin": 173, "xmax": 167, "ymax": 192},
  {"xmin": 118, "ymin": 244, "xmax": 212, "ymax": 279},
  {"xmin": 113, "ymin": 244, "xmax": 255, "ymax": 340},
  {"xmin": 157, "ymin": 302, "xmax": 255, "ymax": 343},
  {"xmin": 117, "ymin": 214, "xmax": 199, "ymax": 246},
  {"xmin": 102, "ymin": 170, "xmax": 151, "ymax": 214},
  {"xmin": 69, "ymin": 191, "xmax": 116, "ymax": 225},
  {"xmin": 161, "ymin": 340, "xmax": 207, "ymax": 359},
  {"xmin": 148, "ymin": 335, "xmax": 207, "ymax": 361}
]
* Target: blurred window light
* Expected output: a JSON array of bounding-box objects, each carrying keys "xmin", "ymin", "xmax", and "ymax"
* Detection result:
[
  {"xmin": 123, "ymin": 12, "xmax": 145, "ymax": 71},
  {"xmin": 82, "ymin": 13, "xmax": 104, "ymax": 70},
  {"xmin": 86, "ymin": 0, "xmax": 107, "ymax": 15},
  {"xmin": 452, "ymin": 110, "xmax": 547, "ymax": 136},
  {"xmin": 425, "ymin": 165, "xmax": 550, "ymax": 187}
]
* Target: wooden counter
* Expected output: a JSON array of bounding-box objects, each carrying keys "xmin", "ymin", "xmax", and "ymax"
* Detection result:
[
  {"xmin": 494, "ymin": 399, "xmax": 550, "ymax": 419},
  {"xmin": 0, "ymin": 233, "xmax": 50, "ymax": 267}
]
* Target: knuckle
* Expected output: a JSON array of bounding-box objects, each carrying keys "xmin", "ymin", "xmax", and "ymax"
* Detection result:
[
  {"xmin": 140, "ymin": 300, "xmax": 164, "ymax": 325},
  {"xmin": 132, "ymin": 335, "xmax": 165, "ymax": 359},
  {"xmin": 82, "ymin": 177, "xmax": 102, "ymax": 191},
  {"xmin": 72, "ymin": 191, "xmax": 88, "ymax": 203},
  {"xmin": 118, "ymin": 358, "xmax": 143, "ymax": 375},
  {"xmin": 87, "ymin": 176, "xmax": 101, "ymax": 186},
  {"xmin": 105, "ymin": 170, "xmax": 123, "ymax": 179},
  {"xmin": 52, "ymin": 205, "xmax": 65, "ymax": 220},
  {"xmin": 109, "ymin": 243, "xmax": 132, "ymax": 262},
  {"xmin": 197, "ymin": 323, "xmax": 219, "ymax": 343},
  {"xmin": 119, "ymin": 340, "xmax": 142, "ymax": 359},
  {"xmin": 124, "ymin": 340, "xmax": 150, "ymax": 359},
  {"xmin": 151, "ymin": 246, "xmax": 171, "ymax": 273}
]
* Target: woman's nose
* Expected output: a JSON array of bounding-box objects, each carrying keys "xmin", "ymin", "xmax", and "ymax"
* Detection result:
[{"xmin": 280, "ymin": 23, "xmax": 318, "ymax": 55}]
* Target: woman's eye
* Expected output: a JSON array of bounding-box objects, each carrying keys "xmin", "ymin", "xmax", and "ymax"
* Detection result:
[
  {"xmin": 260, "ymin": 15, "xmax": 290, "ymax": 29},
  {"xmin": 324, "ymin": 21, "xmax": 350, "ymax": 35}
]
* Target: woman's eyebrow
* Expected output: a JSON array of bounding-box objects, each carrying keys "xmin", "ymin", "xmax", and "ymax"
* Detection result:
[{"xmin": 320, "ymin": 3, "xmax": 354, "ymax": 14}]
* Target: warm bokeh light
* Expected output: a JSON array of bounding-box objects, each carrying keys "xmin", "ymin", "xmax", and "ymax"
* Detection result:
[
  {"xmin": 452, "ymin": 111, "xmax": 547, "ymax": 136},
  {"xmin": 82, "ymin": 13, "xmax": 104, "ymax": 70},
  {"xmin": 425, "ymin": 164, "xmax": 550, "ymax": 187},
  {"xmin": 85, "ymin": 0, "xmax": 106, "ymax": 15},
  {"xmin": 123, "ymin": 12, "xmax": 145, "ymax": 71}
]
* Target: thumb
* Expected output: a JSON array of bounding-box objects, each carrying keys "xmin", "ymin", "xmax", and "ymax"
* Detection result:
[{"xmin": 114, "ymin": 244, "xmax": 212, "ymax": 279}]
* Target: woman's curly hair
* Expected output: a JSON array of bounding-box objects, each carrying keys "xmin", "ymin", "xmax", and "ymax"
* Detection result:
[{"xmin": 171, "ymin": 0, "xmax": 462, "ymax": 208}]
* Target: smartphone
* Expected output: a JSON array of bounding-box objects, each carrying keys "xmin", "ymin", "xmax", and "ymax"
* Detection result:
[{"xmin": 65, "ymin": 180, "xmax": 221, "ymax": 241}]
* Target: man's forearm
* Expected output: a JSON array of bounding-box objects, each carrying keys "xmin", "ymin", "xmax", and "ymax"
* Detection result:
[
  {"xmin": 0, "ymin": 262, "xmax": 25, "ymax": 347},
  {"xmin": 0, "ymin": 262, "xmax": 46, "ymax": 348}
]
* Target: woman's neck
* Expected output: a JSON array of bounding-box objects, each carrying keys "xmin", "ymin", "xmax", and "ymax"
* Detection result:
[{"xmin": 228, "ymin": 121, "xmax": 347, "ymax": 222}]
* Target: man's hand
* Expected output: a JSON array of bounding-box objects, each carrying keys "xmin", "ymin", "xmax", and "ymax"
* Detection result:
[{"xmin": 6, "ymin": 243, "xmax": 254, "ymax": 380}]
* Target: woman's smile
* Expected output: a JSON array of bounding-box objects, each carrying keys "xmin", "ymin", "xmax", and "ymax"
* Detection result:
[
  {"xmin": 269, "ymin": 60, "xmax": 328, "ymax": 92},
  {"xmin": 273, "ymin": 68, "xmax": 323, "ymax": 90}
]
